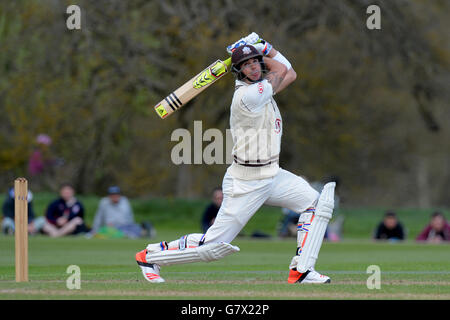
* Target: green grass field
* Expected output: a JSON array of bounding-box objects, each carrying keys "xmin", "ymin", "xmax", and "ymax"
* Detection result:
[
  {"xmin": 0, "ymin": 233, "xmax": 449, "ymax": 300},
  {"xmin": 28, "ymin": 192, "xmax": 449, "ymax": 239},
  {"xmin": 1, "ymin": 195, "xmax": 449, "ymax": 301}
]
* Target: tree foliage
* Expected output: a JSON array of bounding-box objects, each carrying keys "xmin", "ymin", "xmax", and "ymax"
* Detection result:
[{"xmin": 0, "ymin": 0, "xmax": 449, "ymax": 207}]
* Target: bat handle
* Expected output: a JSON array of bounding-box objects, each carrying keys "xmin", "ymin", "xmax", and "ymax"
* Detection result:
[{"xmin": 224, "ymin": 57, "xmax": 232, "ymax": 68}]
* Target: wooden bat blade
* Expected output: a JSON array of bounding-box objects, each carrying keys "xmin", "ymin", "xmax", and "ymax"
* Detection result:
[{"xmin": 154, "ymin": 57, "xmax": 231, "ymax": 119}]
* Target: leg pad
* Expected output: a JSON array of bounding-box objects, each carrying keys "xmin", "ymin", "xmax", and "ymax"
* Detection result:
[
  {"xmin": 146, "ymin": 242, "xmax": 240, "ymax": 266},
  {"xmin": 296, "ymin": 182, "xmax": 335, "ymax": 273}
]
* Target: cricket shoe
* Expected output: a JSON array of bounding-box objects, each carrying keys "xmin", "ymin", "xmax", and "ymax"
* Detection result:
[
  {"xmin": 288, "ymin": 268, "xmax": 330, "ymax": 284},
  {"xmin": 135, "ymin": 249, "xmax": 165, "ymax": 283}
]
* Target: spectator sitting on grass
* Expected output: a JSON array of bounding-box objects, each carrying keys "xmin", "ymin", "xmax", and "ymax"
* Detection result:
[
  {"xmin": 201, "ymin": 187, "xmax": 223, "ymax": 234},
  {"xmin": 416, "ymin": 211, "xmax": 450, "ymax": 243},
  {"xmin": 2, "ymin": 187, "xmax": 45, "ymax": 235},
  {"xmin": 373, "ymin": 211, "xmax": 405, "ymax": 242},
  {"xmin": 89, "ymin": 186, "xmax": 154, "ymax": 239},
  {"xmin": 277, "ymin": 208, "xmax": 299, "ymax": 238},
  {"xmin": 42, "ymin": 183, "xmax": 90, "ymax": 237}
]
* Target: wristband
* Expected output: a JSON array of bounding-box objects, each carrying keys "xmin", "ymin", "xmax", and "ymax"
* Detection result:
[{"xmin": 273, "ymin": 52, "xmax": 292, "ymax": 70}]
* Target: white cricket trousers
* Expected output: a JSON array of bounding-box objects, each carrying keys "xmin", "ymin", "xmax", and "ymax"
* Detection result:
[{"xmin": 203, "ymin": 167, "xmax": 319, "ymax": 244}]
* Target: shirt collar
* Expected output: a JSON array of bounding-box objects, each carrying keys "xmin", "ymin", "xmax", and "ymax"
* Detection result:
[{"xmin": 235, "ymin": 79, "xmax": 249, "ymax": 87}]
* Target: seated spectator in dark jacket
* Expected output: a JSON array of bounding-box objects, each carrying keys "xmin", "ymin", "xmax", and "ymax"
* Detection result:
[
  {"xmin": 373, "ymin": 211, "xmax": 405, "ymax": 241},
  {"xmin": 201, "ymin": 187, "xmax": 223, "ymax": 233},
  {"xmin": 2, "ymin": 187, "xmax": 45, "ymax": 235},
  {"xmin": 42, "ymin": 183, "xmax": 89, "ymax": 237},
  {"xmin": 416, "ymin": 211, "xmax": 450, "ymax": 243}
]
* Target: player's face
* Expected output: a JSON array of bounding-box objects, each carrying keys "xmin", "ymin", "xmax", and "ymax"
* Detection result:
[
  {"xmin": 241, "ymin": 58, "xmax": 261, "ymax": 82},
  {"xmin": 384, "ymin": 216, "xmax": 397, "ymax": 229},
  {"xmin": 60, "ymin": 186, "xmax": 74, "ymax": 201},
  {"xmin": 109, "ymin": 194, "xmax": 121, "ymax": 204},
  {"xmin": 212, "ymin": 190, "xmax": 223, "ymax": 207},
  {"xmin": 431, "ymin": 216, "xmax": 445, "ymax": 231}
]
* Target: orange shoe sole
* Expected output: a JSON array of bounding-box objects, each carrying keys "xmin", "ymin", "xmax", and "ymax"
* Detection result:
[
  {"xmin": 136, "ymin": 249, "xmax": 155, "ymax": 268},
  {"xmin": 287, "ymin": 269, "xmax": 309, "ymax": 284}
]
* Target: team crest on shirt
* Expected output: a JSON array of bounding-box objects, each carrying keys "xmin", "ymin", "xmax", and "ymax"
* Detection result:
[
  {"xmin": 258, "ymin": 82, "xmax": 264, "ymax": 94},
  {"xmin": 275, "ymin": 118, "xmax": 282, "ymax": 133}
]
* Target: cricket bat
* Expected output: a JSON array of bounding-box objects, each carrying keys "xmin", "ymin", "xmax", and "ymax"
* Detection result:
[{"xmin": 154, "ymin": 57, "xmax": 232, "ymax": 119}]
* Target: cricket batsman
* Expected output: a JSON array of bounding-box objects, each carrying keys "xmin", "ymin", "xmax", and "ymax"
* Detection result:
[{"xmin": 136, "ymin": 33, "xmax": 335, "ymax": 284}]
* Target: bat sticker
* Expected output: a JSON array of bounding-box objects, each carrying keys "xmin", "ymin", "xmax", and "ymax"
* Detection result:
[
  {"xmin": 193, "ymin": 60, "xmax": 228, "ymax": 89},
  {"xmin": 155, "ymin": 104, "xmax": 168, "ymax": 119},
  {"xmin": 153, "ymin": 57, "xmax": 231, "ymax": 119}
]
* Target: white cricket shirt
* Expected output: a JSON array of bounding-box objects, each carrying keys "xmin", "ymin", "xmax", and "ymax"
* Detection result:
[{"xmin": 228, "ymin": 79, "xmax": 282, "ymax": 180}]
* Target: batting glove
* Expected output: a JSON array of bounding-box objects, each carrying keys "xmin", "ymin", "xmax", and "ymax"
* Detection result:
[
  {"xmin": 226, "ymin": 32, "xmax": 272, "ymax": 55},
  {"xmin": 252, "ymin": 39, "xmax": 273, "ymax": 56}
]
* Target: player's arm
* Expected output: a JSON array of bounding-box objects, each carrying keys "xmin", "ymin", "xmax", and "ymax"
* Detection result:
[
  {"xmin": 263, "ymin": 56, "xmax": 288, "ymax": 94},
  {"xmin": 238, "ymin": 56, "xmax": 290, "ymax": 110},
  {"xmin": 227, "ymin": 33, "xmax": 296, "ymax": 94},
  {"xmin": 45, "ymin": 201, "xmax": 58, "ymax": 225},
  {"xmin": 266, "ymin": 48, "xmax": 297, "ymax": 93},
  {"xmin": 228, "ymin": 33, "xmax": 296, "ymax": 94}
]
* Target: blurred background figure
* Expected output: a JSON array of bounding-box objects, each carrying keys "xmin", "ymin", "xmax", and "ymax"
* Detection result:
[
  {"xmin": 42, "ymin": 183, "xmax": 90, "ymax": 237},
  {"xmin": 201, "ymin": 187, "xmax": 223, "ymax": 233},
  {"xmin": 89, "ymin": 186, "xmax": 154, "ymax": 239},
  {"xmin": 278, "ymin": 207, "xmax": 343, "ymax": 242},
  {"xmin": 27, "ymin": 133, "xmax": 64, "ymax": 190},
  {"xmin": 278, "ymin": 208, "xmax": 300, "ymax": 238},
  {"xmin": 373, "ymin": 211, "xmax": 406, "ymax": 242},
  {"xmin": 28, "ymin": 134, "xmax": 53, "ymax": 176},
  {"xmin": 278, "ymin": 176, "xmax": 342, "ymax": 242},
  {"xmin": 416, "ymin": 211, "xmax": 450, "ymax": 243},
  {"xmin": 2, "ymin": 187, "xmax": 45, "ymax": 235}
]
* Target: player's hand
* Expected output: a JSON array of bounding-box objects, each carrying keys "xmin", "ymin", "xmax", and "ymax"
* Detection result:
[
  {"xmin": 227, "ymin": 32, "xmax": 261, "ymax": 54},
  {"xmin": 56, "ymin": 216, "xmax": 68, "ymax": 226},
  {"xmin": 252, "ymin": 39, "xmax": 273, "ymax": 56},
  {"xmin": 251, "ymin": 33, "xmax": 273, "ymax": 55},
  {"xmin": 226, "ymin": 38, "xmax": 249, "ymax": 55},
  {"xmin": 227, "ymin": 32, "xmax": 272, "ymax": 56}
]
